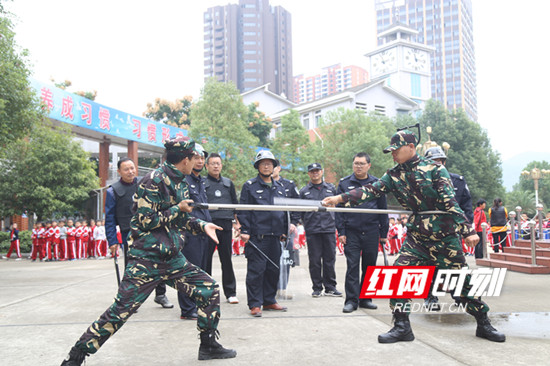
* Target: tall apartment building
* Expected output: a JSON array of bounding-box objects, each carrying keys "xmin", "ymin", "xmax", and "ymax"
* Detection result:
[
  {"xmin": 203, "ymin": 0, "xmax": 293, "ymax": 100},
  {"xmin": 293, "ymin": 64, "xmax": 368, "ymax": 104},
  {"xmin": 375, "ymin": 0, "xmax": 477, "ymax": 121}
]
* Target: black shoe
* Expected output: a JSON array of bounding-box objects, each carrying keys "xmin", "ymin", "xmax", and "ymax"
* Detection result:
[
  {"xmin": 359, "ymin": 300, "xmax": 378, "ymax": 310},
  {"xmin": 475, "ymin": 313, "xmax": 506, "ymax": 342},
  {"xmin": 324, "ymin": 289, "xmax": 343, "ymax": 297},
  {"xmin": 312, "ymin": 290, "xmax": 322, "ymax": 298},
  {"xmin": 342, "ymin": 303, "xmax": 357, "ymax": 313},
  {"xmin": 423, "ymin": 295, "xmax": 441, "ymax": 311},
  {"xmin": 61, "ymin": 346, "xmax": 88, "ymax": 366},
  {"xmin": 154, "ymin": 294, "xmax": 174, "ymax": 308},
  {"xmin": 181, "ymin": 311, "xmax": 198, "ymax": 320},
  {"xmin": 198, "ymin": 330, "xmax": 237, "ymax": 360},
  {"xmin": 378, "ymin": 311, "xmax": 415, "ymax": 343}
]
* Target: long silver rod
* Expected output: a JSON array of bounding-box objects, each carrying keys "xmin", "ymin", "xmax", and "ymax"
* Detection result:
[{"xmin": 191, "ymin": 202, "xmax": 446, "ymax": 215}]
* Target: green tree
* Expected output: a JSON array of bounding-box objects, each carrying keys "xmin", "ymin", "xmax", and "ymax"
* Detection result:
[
  {"xmin": 271, "ymin": 109, "xmax": 318, "ymax": 187},
  {"xmin": 0, "ymin": 14, "xmax": 42, "ymax": 149},
  {"xmin": 318, "ymin": 108, "xmax": 395, "ymax": 182},
  {"xmin": 419, "ymin": 100, "xmax": 505, "ymax": 204},
  {"xmin": 0, "ymin": 121, "xmax": 99, "ymax": 220},
  {"xmin": 189, "ymin": 78, "xmax": 258, "ymax": 189},
  {"xmin": 144, "ymin": 96, "xmax": 192, "ymax": 128},
  {"xmin": 516, "ymin": 161, "xmax": 550, "ymax": 209},
  {"xmin": 505, "ymin": 190, "xmax": 537, "ymax": 217},
  {"xmin": 246, "ymin": 101, "xmax": 273, "ymax": 148}
]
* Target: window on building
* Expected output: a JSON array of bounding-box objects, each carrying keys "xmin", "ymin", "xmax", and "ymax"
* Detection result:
[{"xmin": 374, "ymin": 105, "xmax": 386, "ymax": 116}]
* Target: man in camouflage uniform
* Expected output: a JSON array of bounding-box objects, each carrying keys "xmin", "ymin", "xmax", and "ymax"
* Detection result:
[
  {"xmin": 61, "ymin": 138, "xmax": 237, "ymax": 365},
  {"xmin": 322, "ymin": 130, "xmax": 505, "ymax": 344}
]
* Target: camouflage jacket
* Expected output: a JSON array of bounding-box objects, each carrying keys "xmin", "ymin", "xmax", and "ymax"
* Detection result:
[
  {"xmin": 340, "ymin": 154, "xmax": 475, "ymax": 241},
  {"xmin": 128, "ymin": 161, "xmax": 207, "ymax": 262}
]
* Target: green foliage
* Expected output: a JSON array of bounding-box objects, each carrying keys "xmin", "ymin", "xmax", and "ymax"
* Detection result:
[
  {"xmin": 318, "ymin": 108, "xmax": 395, "ymax": 182},
  {"xmin": 0, "ymin": 230, "xmax": 32, "ymax": 253},
  {"xmin": 189, "ymin": 78, "xmax": 258, "ymax": 189},
  {"xmin": 505, "ymin": 190, "xmax": 537, "ymax": 217},
  {"xmin": 418, "ymin": 100, "xmax": 505, "ymax": 205},
  {"xmin": 515, "ymin": 161, "xmax": 550, "ymax": 210},
  {"xmin": 246, "ymin": 102, "xmax": 273, "ymax": 148},
  {"xmin": 0, "ymin": 121, "xmax": 99, "ymax": 221},
  {"xmin": 144, "ymin": 96, "xmax": 192, "ymax": 128},
  {"xmin": 0, "ymin": 15, "xmax": 42, "ymax": 149},
  {"xmin": 271, "ymin": 110, "xmax": 319, "ymax": 187}
]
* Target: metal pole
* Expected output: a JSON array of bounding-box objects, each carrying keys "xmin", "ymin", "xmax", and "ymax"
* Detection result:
[
  {"xmin": 191, "ymin": 202, "xmax": 446, "ymax": 215},
  {"xmin": 481, "ymin": 222, "xmax": 488, "ymax": 259},
  {"xmin": 509, "ymin": 211, "xmax": 516, "ymax": 247},
  {"xmin": 529, "ymin": 220, "xmax": 537, "ymax": 266}
]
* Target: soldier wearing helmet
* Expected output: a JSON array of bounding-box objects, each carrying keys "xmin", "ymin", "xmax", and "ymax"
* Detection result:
[{"xmin": 238, "ymin": 150, "xmax": 296, "ymax": 317}]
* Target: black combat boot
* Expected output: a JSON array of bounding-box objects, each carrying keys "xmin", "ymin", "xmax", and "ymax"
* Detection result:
[
  {"xmin": 475, "ymin": 313, "xmax": 506, "ymax": 342},
  {"xmin": 60, "ymin": 346, "xmax": 88, "ymax": 366},
  {"xmin": 378, "ymin": 311, "xmax": 415, "ymax": 343},
  {"xmin": 198, "ymin": 330, "xmax": 237, "ymax": 360}
]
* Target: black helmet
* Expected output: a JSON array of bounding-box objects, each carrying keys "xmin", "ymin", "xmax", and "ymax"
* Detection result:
[
  {"xmin": 254, "ymin": 150, "xmax": 278, "ymax": 169},
  {"xmin": 424, "ymin": 146, "xmax": 447, "ymax": 160}
]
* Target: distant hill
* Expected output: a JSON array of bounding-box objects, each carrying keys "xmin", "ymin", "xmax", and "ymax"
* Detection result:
[{"xmin": 501, "ymin": 152, "xmax": 550, "ymax": 191}]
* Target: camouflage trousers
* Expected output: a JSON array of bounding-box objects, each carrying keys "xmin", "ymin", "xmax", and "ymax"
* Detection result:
[
  {"xmin": 75, "ymin": 256, "xmax": 220, "ymax": 354},
  {"xmin": 390, "ymin": 232, "xmax": 489, "ymax": 316}
]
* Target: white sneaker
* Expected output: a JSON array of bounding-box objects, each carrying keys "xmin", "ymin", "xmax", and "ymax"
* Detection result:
[
  {"xmin": 15, "ymin": 258, "xmax": 22, "ymax": 261},
  {"xmin": 2, "ymin": 256, "xmax": 7, "ymax": 259},
  {"xmin": 227, "ymin": 296, "xmax": 239, "ymax": 304}
]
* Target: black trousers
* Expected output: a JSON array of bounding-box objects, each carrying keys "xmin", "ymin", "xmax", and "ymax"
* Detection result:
[
  {"xmin": 206, "ymin": 219, "xmax": 237, "ymax": 299},
  {"xmin": 491, "ymin": 231, "xmax": 507, "ymax": 253},
  {"xmin": 306, "ymin": 232, "xmax": 337, "ymax": 292},
  {"xmin": 178, "ymin": 232, "xmax": 208, "ymax": 315},
  {"xmin": 475, "ymin": 231, "xmax": 484, "ymax": 258},
  {"xmin": 344, "ymin": 229, "xmax": 379, "ymax": 306},
  {"xmin": 245, "ymin": 235, "xmax": 281, "ymax": 309},
  {"xmin": 122, "ymin": 229, "xmax": 165, "ymax": 297}
]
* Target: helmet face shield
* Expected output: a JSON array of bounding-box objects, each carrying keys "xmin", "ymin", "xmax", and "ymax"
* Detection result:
[{"xmin": 254, "ymin": 150, "xmax": 278, "ymax": 169}]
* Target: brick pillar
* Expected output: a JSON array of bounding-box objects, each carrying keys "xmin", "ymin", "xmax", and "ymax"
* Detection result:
[
  {"xmin": 99, "ymin": 139, "xmax": 110, "ymax": 188},
  {"xmin": 128, "ymin": 140, "xmax": 139, "ymax": 167}
]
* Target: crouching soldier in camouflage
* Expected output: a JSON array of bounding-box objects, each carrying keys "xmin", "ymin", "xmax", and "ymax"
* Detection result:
[
  {"xmin": 61, "ymin": 138, "xmax": 237, "ymax": 365},
  {"xmin": 322, "ymin": 130, "xmax": 505, "ymax": 344}
]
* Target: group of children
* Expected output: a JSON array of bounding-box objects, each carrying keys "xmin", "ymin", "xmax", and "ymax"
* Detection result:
[{"xmin": 30, "ymin": 219, "xmax": 111, "ymax": 262}]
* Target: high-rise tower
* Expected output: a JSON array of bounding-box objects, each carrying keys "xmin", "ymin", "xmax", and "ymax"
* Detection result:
[
  {"xmin": 204, "ymin": 0, "xmax": 293, "ymax": 100},
  {"xmin": 375, "ymin": 0, "xmax": 477, "ymax": 121}
]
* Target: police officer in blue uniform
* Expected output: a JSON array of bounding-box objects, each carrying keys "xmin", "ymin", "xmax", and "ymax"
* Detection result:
[
  {"xmin": 238, "ymin": 151, "xmax": 294, "ymax": 317},
  {"xmin": 178, "ymin": 144, "xmax": 212, "ymax": 320},
  {"xmin": 336, "ymin": 153, "xmax": 389, "ymax": 313},
  {"xmin": 424, "ymin": 146, "xmax": 474, "ymax": 309},
  {"xmin": 300, "ymin": 163, "xmax": 342, "ymax": 298}
]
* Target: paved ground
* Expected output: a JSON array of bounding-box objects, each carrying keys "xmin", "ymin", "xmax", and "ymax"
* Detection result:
[{"xmin": 1, "ymin": 250, "xmax": 549, "ymax": 366}]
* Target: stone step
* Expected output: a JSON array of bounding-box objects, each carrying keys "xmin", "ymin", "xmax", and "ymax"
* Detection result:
[
  {"xmin": 490, "ymin": 253, "xmax": 550, "ymax": 267},
  {"xmin": 514, "ymin": 240, "xmax": 550, "ymax": 249},
  {"xmin": 505, "ymin": 247, "xmax": 550, "ymax": 258},
  {"xmin": 476, "ymin": 258, "xmax": 550, "ymax": 274}
]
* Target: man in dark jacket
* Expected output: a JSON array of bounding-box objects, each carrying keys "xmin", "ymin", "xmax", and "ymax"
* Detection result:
[
  {"xmin": 204, "ymin": 153, "xmax": 239, "ymax": 305},
  {"xmin": 299, "ymin": 163, "xmax": 342, "ymax": 298},
  {"xmin": 336, "ymin": 153, "xmax": 388, "ymax": 313}
]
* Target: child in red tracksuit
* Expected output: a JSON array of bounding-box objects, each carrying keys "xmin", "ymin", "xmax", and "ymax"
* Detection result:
[
  {"xmin": 5, "ymin": 223, "xmax": 22, "ymax": 260},
  {"xmin": 81, "ymin": 221, "xmax": 89, "ymax": 259},
  {"xmin": 35, "ymin": 223, "xmax": 47, "ymax": 261},
  {"xmin": 74, "ymin": 221, "xmax": 83, "ymax": 259},
  {"xmin": 51, "ymin": 220, "xmax": 60, "ymax": 260},
  {"xmin": 87, "ymin": 219, "xmax": 97, "ymax": 258},
  {"xmin": 45, "ymin": 222, "xmax": 54, "ymax": 261},
  {"xmin": 66, "ymin": 220, "xmax": 77, "ymax": 260},
  {"xmin": 31, "ymin": 224, "xmax": 39, "ymax": 260}
]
